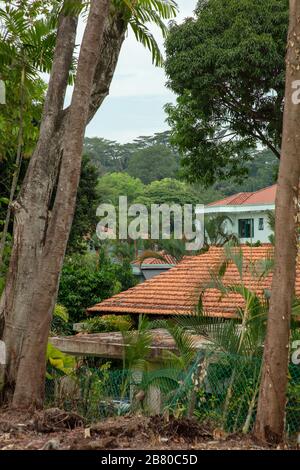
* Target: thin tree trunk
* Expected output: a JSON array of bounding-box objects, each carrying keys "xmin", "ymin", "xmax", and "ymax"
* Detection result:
[
  {"xmin": 242, "ymin": 361, "xmax": 262, "ymax": 434},
  {"xmin": 0, "ymin": 67, "xmax": 25, "ymax": 269},
  {"xmin": 254, "ymin": 0, "xmax": 300, "ymax": 444}
]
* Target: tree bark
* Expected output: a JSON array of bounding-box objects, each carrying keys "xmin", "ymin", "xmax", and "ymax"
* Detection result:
[
  {"xmin": 0, "ymin": 8, "xmax": 79, "ymax": 407},
  {"xmin": 254, "ymin": 0, "xmax": 300, "ymax": 444}
]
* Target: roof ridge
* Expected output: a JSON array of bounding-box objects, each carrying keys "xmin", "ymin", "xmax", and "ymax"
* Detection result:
[
  {"xmin": 251, "ymin": 183, "xmax": 277, "ymax": 194},
  {"xmin": 207, "ymin": 184, "xmax": 277, "ymax": 207}
]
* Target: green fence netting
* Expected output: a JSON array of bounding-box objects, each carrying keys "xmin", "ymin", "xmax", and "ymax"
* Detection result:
[{"xmin": 45, "ymin": 352, "xmax": 300, "ymax": 436}]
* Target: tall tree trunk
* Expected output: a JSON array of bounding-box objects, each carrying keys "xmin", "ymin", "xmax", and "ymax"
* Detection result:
[{"xmin": 254, "ymin": 0, "xmax": 300, "ymax": 444}]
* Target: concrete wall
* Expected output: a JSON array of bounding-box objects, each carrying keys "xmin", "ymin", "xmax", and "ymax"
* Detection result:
[{"xmin": 223, "ymin": 210, "xmax": 273, "ymax": 244}]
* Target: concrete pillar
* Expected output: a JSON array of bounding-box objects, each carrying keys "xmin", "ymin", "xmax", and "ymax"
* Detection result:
[{"xmin": 145, "ymin": 384, "xmax": 162, "ymax": 415}]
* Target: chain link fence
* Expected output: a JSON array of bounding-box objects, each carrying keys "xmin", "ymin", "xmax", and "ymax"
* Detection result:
[{"xmin": 45, "ymin": 353, "xmax": 300, "ymax": 436}]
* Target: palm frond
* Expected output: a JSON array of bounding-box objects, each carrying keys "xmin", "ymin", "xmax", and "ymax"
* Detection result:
[
  {"xmin": 120, "ymin": 0, "xmax": 178, "ymax": 66},
  {"xmin": 130, "ymin": 17, "xmax": 163, "ymax": 66},
  {"xmin": 224, "ymin": 244, "xmax": 244, "ymax": 280},
  {"xmin": 163, "ymin": 322, "xmax": 197, "ymax": 368},
  {"xmin": 0, "ymin": 7, "xmax": 31, "ymax": 39},
  {"xmin": 122, "ymin": 315, "xmax": 153, "ymax": 371}
]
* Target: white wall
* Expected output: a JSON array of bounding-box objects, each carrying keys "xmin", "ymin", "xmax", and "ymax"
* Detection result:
[{"xmin": 223, "ymin": 210, "xmax": 273, "ymax": 244}]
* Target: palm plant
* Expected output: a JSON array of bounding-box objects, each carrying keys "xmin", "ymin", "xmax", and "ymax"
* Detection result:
[
  {"xmin": 117, "ymin": 0, "xmax": 178, "ymax": 66},
  {"xmin": 111, "ymin": 241, "xmax": 137, "ymax": 263},
  {"xmin": 204, "ymin": 214, "xmax": 239, "ymax": 247},
  {"xmin": 164, "ymin": 246, "xmax": 274, "ymax": 431},
  {"xmin": 120, "ymin": 315, "xmax": 153, "ymax": 401},
  {"xmin": 167, "ymin": 245, "xmax": 300, "ymax": 431},
  {"xmin": 120, "ymin": 314, "xmax": 195, "ymax": 414}
]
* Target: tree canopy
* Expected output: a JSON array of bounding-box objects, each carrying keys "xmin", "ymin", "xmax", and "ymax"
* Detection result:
[
  {"xmin": 165, "ymin": 0, "xmax": 288, "ymax": 185},
  {"xmin": 127, "ymin": 144, "xmax": 179, "ymax": 184},
  {"xmin": 67, "ymin": 155, "xmax": 100, "ymax": 253},
  {"xmin": 136, "ymin": 178, "xmax": 200, "ymax": 206},
  {"xmin": 97, "ymin": 172, "xmax": 145, "ymax": 206},
  {"xmin": 83, "ymin": 131, "xmax": 180, "ymax": 182}
]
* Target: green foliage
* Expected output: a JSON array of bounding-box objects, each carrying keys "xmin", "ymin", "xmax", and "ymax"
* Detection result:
[
  {"xmin": 165, "ymin": 246, "xmax": 272, "ymax": 428},
  {"xmin": 204, "ymin": 215, "xmax": 239, "ymax": 247},
  {"xmin": 85, "ymin": 134, "xmax": 277, "ymax": 209},
  {"xmin": 84, "ymin": 137, "xmax": 134, "ymax": 174},
  {"xmin": 117, "ymin": 0, "xmax": 178, "ymax": 66},
  {"xmin": 0, "ymin": 231, "xmax": 11, "ymax": 294},
  {"xmin": 51, "ymin": 303, "xmax": 71, "ymax": 336},
  {"xmin": 97, "ymin": 172, "xmax": 144, "ymax": 206},
  {"xmin": 67, "ymin": 155, "xmax": 100, "ymax": 253},
  {"xmin": 57, "ymin": 253, "xmax": 136, "ymax": 323},
  {"xmin": 111, "ymin": 241, "xmax": 138, "ymax": 263},
  {"xmin": 82, "ymin": 315, "xmax": 133, "ymax": 333},
  {"xmin": 77, "ymin": 362, "xmax": 112, "ymax": 421},
  {"xmin": 122, "ymin": 315, "xmax": 153, "ymax": 373},
  {"xmin": 46, "ymin": 342, "xmax": 76, "ymax": 379},
  {"xmin": 0, "ymin": 1, "xmax": 51, "ymax": 270},
  {"xmin": 214, "ymin": 149, "xmax": 278, "ymax": 195},
  {"xmin": 165, "ymin": 0, "xmax": 288, "ymax": 185},
  {"xmin": 127, "ymin": 145, "xmax": 179, "ymax": 184},
  {"xmin": 137, "ymin": 178, "xmax": 200, "ymax": 206},
  {"xmin": 120, "ymin": 315, "xmax": 154, "ymax": 399},
  {"xmin": 96, "ymin": 174, "xmax": 203, "ymax": 214},
  {"xmin": 84, "ymin": 132, "xmax": 181, "ymax": 181},
  {"xmin": 287, "ymin": 366, "xmax": 300, "ymax": 434},
  {"xmin": 53, "ymin": 303, "xmax": 69, "ymax": 323}
]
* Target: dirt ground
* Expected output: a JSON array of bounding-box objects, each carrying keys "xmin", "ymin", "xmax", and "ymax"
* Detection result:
[{"xmin": 0, "ymin": 408, "xmax": 297, "ymax": 450}]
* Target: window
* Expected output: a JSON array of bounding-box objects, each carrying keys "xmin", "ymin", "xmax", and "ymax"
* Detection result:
[
  {"xmin": 238, "ymin": 219, "xmax": 254, "ymax": 239},
  {"xmin": 258, "ymin": 218, "xmax": 264, "ymax": 231}
]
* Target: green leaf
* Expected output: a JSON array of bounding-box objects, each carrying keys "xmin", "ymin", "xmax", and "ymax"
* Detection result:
[{"xmin": 47, "ymin": 342, "xmax": 75, "ymax": 376}]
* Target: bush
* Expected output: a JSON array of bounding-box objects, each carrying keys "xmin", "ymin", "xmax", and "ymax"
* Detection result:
[
  {"xmin": 82, "ymin": 315, "xmax": 132, "ymax": 333},
  {"xmin": 51, "ymin": 304, "xmax": 72, "ymax": 336},
  {"xmin": 58, "ymin": 253, "xmax": 136, "ymax": 323}
]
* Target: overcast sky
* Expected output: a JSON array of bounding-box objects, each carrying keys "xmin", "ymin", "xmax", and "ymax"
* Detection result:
[{"xmin": 85, "ymin": 0, "xmax": 197, "ymax": 143}]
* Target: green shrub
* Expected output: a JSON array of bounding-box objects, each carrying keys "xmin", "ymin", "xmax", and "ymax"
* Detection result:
[
  {"xmin": 58, "ymin": 253, "xmax": 136, "ymax": 323},
  {"xmin": 82, "ymin": 315, "xmax": 132, "ymax": 333},
  {"xmin": 51, "ymin": 304, "xmax": 71, "ymax": 336}
]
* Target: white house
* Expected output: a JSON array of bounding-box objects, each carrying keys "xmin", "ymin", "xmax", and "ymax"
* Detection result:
[{"xmin": 204, "ymin": 184, "xmax": 276, "ymax": 244}]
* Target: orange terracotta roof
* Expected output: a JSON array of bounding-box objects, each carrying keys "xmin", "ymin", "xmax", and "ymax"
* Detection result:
[
  {"xmin": 207, "ymin": 184, "xmax": 277, "ymax": 207},
  {"xmin": 132, "ymin": 251, "xmax": 178, "ymax": 266},
  {"xmin": 88, "ymin": 245, "xmax": 298, "ymax": 318}
]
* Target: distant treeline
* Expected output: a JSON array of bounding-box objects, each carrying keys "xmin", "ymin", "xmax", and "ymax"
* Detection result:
[{"xmin": 83, "ymin": 132, "xmax": 278, "ymax": 197}]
